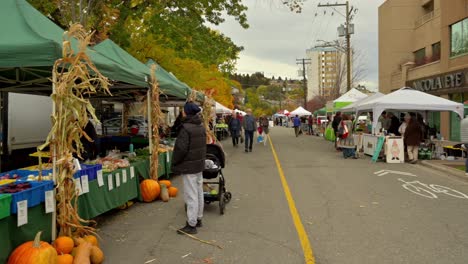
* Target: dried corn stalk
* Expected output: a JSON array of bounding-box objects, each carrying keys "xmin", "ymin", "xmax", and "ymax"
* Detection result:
[
  {"xmin": 201, "ymin": 90, "xmax": 216, "ymax": 143},
  {"xmin": 149, "ymin": 64, "xmax": 162, "ymax": 180},
  {"xmin": 39, "ymin": 24, "xmax": 110, "ymax": 237}
]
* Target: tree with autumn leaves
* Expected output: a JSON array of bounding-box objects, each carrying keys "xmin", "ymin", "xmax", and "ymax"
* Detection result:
[{"xmin": 29, "ymin": 0, "xmax": 304, "ymax": 108}]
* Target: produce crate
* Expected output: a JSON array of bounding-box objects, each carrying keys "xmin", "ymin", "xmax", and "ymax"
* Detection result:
[
  {"xmin": 0, "ymin": 179, "xmax": 16, "ymax": 186},
  {"xmin": 0, "ymin": 194, "xmax": 12, "ymax": 219},
  {"xmin": 8, "ymin": 181, "xmax": 54, "ymax": 214},
  {"xmin": 158, "ymin": 153, "xmax": 166, "ymax": 178},
  {"xmin": 75, "ymin": 164, "xmax": 102, "ymax": 181}
]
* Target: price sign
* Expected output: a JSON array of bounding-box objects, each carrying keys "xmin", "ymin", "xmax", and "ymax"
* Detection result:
[
  {"xmin": 166, "ymin": 152, "xmax": 170, "ymax": 163},
  {"xmin": 45, "ymin": 190, "xmax": 55, "ymax": 213},
  {"xmin": 81, "ymin": 175, "xmax": 89, "ymax": 194},
  {"xmin": 17, "ymin": 200, "xmax": 28, "ymax": 227},
  {"xmin": 115, "ymin": 173, "xmax": 120, "ymax": 187},
  {"xmin": 74, "ymin": 178, "xmax": 83, "ymax": 196},
  {"xmin": 108, "ymin": 174, "xmax": 114, "ymax": 191},
  {"xmin": 122, "ymin": 170, "xmax": 128, "ymax": 183},
  {"xmin": 97, "ymin": 170, "xmax": 104, "ymax": 187},
  {"xmin": 130, "ymin": 166, "xmax": 135, "ymax": 179}
]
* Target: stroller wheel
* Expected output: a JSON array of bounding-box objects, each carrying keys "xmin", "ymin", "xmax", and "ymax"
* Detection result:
[
  {"xmin": 224, "ymin": 192, "xmax": 232, "ymax": 203},
  {"xmin": 219, "ymin": 190, "xmax": 225, "ymax": 215}
]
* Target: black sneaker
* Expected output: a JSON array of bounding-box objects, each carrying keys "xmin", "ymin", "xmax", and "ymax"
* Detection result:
[
  {"xmin": 249, "ymin": 148, "xmax": 252, "ymax": 152},
  {"xmin": 177, "ymin": 223, "xmax": 197, "ymax": 235},
  {"xmin": 196, "ymin": 219, "xmax": 203, "ymax": 227},
  {"xmin": 245, "ymin": 149, "xmax": 248, "ymax": 153}
]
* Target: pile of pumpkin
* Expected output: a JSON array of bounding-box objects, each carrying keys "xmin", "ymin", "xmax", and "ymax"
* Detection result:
[
  {"xmin": 8, "ymin": 232, "xmax": 104, "ymax": 264},
  {"xmin": 140, "ymin": 179, "xmax": 178, "ymax": 202}
]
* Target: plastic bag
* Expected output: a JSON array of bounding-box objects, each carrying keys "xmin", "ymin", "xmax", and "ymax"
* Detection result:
[{"xmin": 257, "ymin": 135, "xmax": 264, "ymax": 143}]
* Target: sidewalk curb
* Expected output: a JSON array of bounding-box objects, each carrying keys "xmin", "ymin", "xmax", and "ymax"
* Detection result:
[{"xmin": 420, "ymin": 160, "xmax": 468, "ymax": 182}]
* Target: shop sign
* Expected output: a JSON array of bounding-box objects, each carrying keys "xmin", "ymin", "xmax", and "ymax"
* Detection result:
[{"xmin": 411, "ymin": 70, "xmax": 467, "ymax": 92}]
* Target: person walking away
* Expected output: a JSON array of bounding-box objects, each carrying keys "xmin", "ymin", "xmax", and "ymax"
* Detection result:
[
  {"xmin": 293, "ymin": 115, "xmax": 301, "ymax": 137},
  {"xmin": 337, "ymin": 114, "xmax": 357, "ymax": 159},
  {"xmin": 332, "ymin": 112, "xmax": 342, "ymax": 149},
  {"xmin": 307, "ymin": 115, "xmax": 313, "ymax": 135},
  {"xmin": 404, "ymin": 115, "xmax": 423, "ymax": 164},
  {"xmin": 173, "ymin": 102, "xmax": 206, "ymax": 234},
  {"xmin": 229, "ymin": 113, "xmax": 241, "ymax": 147},
  {"xmin": 260, "ymin": 115, "xmax": 269, "ymax": 145},
  {"xmin": 242, "ymin": 109, "xmax": 257, "ymax": 152}
]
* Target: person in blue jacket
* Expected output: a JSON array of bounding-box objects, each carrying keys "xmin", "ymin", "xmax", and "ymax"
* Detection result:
[{"xmin": 293, "ymin": 115, "xmax": 301, "ymax": 137}]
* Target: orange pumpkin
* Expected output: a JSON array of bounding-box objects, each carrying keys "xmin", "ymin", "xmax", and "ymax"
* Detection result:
[
  {"xmin": 83, "ymin": 235, "xmax": 99, "ymax": 247},
  {"xmin": 140, "ymin": 179, "xmax": 160, "ymax": 202},
  {"xmin": 159, "ymin": 180, "xmax": 171, "ymax": 188},
  {"xmin": 168, "ymin": 186, "xmax": 178, "ymax": 197},
  {"xmin": 53, "ymin": 236, "xmax": 74, "ymax": 254},
  {"xmin": 57, "ymin": 253, "xmax": 73, "ymax": 264},
  {"xmin": 8, "ymin": 231, "xmax": 58, "ymax": 264}
]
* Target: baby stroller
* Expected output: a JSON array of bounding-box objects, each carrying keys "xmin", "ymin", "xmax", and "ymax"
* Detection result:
[{"xmin": 203, "ymin": 144, "xmax": 232, "ymax": 214}]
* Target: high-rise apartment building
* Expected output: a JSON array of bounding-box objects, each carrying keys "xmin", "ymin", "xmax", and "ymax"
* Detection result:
[
  {"xmin": 379, "ymin": 0, "xmax": 468, "ymax": 140},
  {"xmin": 306, "ymin": 47, "xmax": 347, "ymax": 101}
]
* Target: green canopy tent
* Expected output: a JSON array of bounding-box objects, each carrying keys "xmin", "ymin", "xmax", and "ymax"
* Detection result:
[
  {"xmin": 0, "ymin": 0, "xmax": 149, "ymax": 98},
  {"xmin": 93, "ymin": 40, "xmax": 191, "ymax": 100}
]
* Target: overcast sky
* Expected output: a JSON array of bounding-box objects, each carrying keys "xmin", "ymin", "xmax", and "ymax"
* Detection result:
[{"xmin": 212, "ymin": 0, "xmax": 386, "ymax": 91}]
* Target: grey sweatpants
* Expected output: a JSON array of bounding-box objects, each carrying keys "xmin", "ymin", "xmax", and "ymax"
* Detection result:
[{"xmin": 183, "ymin": 172, "xmax": 204, "ymax": 227}]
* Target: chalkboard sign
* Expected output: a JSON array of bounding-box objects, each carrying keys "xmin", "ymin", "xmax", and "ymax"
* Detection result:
[{"xmin": 371, "ymin": 136, "xmax": 385, "ymax": 163}]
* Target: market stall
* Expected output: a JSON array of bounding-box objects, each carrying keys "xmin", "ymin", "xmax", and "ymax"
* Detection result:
[
  {"xmin": 215, "ymin": 102, "xmax": 233, "ymax": 115},
  {"xmin": 0, "ymin": 0, "xmax": 199, "ymax": 261},
  {"xmin": 290, "ymin": 106, "xmax": 312, "ymax": 116},
  {"xmin": 333, "ymin": 88, "xmax": 368, "ymax": 111},
  {"xmin": 351, "ymin": 88, "xmax": 464, "ymax": 161}
]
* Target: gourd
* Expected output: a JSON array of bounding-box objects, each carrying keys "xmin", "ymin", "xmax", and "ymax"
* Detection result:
[
  {"xmin": 159, "ymin": 180, "xmax": 171, "ymax": 188},
  {"xmin": 83, "ymin": 235, "xmax": 98, "ymax": 247},
  {"xmin": 7, "ymin": 231, "xmax": 58, "ymax": 264},
  {"xmin": 168, "ymin": 186, "xmax": 178, "ymax": 197},
  {"xmin": 160, "ymin": 184, "xmax": 169, "ymax": 202},
  {"xmin": 54, "ymin": 236, "xmax": 75, "ymax": 254},
  {"xmin": 140, "ymin": 179, "xmax": 160, "ymax": 202},
  {"xmin": 72, "ymin": 241, "xmax": 92, "ymax": 264},
  {"xmin": 57, "ymin": 254, "xmax": 74, "ymax": 264},
  {"xmin": 90, "ymin": 246, "xmax": 104, "ymax": 264}
]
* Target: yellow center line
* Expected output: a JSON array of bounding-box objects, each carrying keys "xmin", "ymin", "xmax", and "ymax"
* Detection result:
[{"xmin": 268, "ymin": 135, "xmax": 316, "ymax": 264}]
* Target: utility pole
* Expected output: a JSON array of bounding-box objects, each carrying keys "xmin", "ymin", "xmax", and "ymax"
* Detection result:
[
  {"xmin": 296, "ymin": 58, "xmax": 311, "ymax": 108},
  {"xmin": 318, "ymin": 1, "xmax": 356, "ymax": 92}
]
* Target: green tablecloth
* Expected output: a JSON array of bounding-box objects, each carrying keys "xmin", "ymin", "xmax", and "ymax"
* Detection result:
[
  {"xmin": 0, "ymin": 204, "xmax": 52, "ymax": 263},
  {"xmin": 77, "ymin": 165, "xmax": 139, "ymax": 220}
]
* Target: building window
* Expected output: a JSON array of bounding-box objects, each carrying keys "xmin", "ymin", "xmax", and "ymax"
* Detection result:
[
  {"xmin": 414, "ymin": 48, "xmax": 426, "ymax": 66},
  {"xmin": 431, "ymin": 42, "xmax": 440, "ymax": 61},
  {"xmin": 450, "ymin": 18, "xmax": 468, "ymax": 57}
]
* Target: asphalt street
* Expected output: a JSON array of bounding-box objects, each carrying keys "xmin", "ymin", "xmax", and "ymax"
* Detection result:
[{"xmin": 99, "ymin": 127, "xmax": 468, "ymax": 264}]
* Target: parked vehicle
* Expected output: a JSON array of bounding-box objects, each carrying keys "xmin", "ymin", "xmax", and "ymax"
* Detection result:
[
  {"xmin": 101, "ymin": 117, "xmax": 148, "ymax": 137},
  {"xmin": 316, "ymin": 116, "xmax": 328, "ymax": 125}
]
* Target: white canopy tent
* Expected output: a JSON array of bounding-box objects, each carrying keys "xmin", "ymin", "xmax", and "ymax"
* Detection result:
[
  {"xmin": 234, "ymin": 109, "xmax": 246, "ymax": 116},
  {"xmin": 290, "ymin": 106, "xmax": 312, "ymax": 116},
  {"xmin": 355, "ymin": 87, "xmax": 464, "ymax": 133},
  {"xmin": 340, "ymin": 92, "xmax": 385, "ymax": 112},
  {"xmin": 215, "ymin": 102, "xmax": 232, "ymax": 114},
  {"xmin": 333, "ymin": 88, "xmax": 368, "ymax": 103}
]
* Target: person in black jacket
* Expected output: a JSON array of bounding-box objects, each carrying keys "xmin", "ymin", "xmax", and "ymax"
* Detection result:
[
  {"xmin": 332, "ymin": 112, "xmax": 342, "ymax": 150},
  {"xmin": 172, "ymin": 102, "xmax": 207, "ymax": 235}
]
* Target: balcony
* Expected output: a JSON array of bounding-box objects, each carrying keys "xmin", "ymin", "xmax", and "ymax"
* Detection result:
[
  {"xmin": 414, "ymin": 9, "xmax": 440, "ymax": 28},
  {"xmin": 414, "ymin": 53, "xmax": 440, "ymax": 67}
]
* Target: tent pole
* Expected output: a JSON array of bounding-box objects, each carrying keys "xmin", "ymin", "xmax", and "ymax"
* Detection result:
[{"xmin": 147, "ymin": 89, "xmax": 153, "ymax": 165}]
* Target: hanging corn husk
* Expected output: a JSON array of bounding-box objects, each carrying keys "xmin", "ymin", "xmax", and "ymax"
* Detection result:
[
  {"xmin": 39, "ymin": 24, "xmax": 110, "ymax": 237},
  {"xmin": 201, "ymin": 90, "xmax": 216, "ymax": 144},
  {"xmin": 149, "ymin": 64, "xmax": 162, "ymax": 180}
]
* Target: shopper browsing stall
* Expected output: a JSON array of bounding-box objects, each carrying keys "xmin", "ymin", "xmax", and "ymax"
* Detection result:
[{"xmin": 404, "ymin": 114, "xmax": 423, "ymax": 164}]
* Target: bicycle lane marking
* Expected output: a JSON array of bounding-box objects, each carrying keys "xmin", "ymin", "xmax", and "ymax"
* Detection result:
[{"xmin": 268, "ymin": 135, "xmax": 316, "ymax": 264}]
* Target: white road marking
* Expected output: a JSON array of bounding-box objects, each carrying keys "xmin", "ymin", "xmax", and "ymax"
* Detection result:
[
  {"xmin": 398, "ymin": 178, "xmax": 468, "ymax": 199},
  {"xmin": 374, "ymin": 170, "xmax": 417, "ymax": 177}
]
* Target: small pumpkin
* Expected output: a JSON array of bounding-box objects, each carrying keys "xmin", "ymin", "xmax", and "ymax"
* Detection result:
[
  {"xmin": 54, "ymin": 236, "xmax": 74, "ymax": 254},
  {"xmin": 168, "ymin": 186, "xmax": 178, "ymax": 197},
  {"xmin": 7, "ymin": 231, "xmax": 58, "ymax": 264},
  {"xmin": 83, "ymin": 235, "xmax": 98, "ymax": 247},
  {"xmin": 158, "ymin": 180, "xmax": 171, "ymax": 188},
  {"xmin": 57, "ymin": 254, "xmax": 74, "ymax": 264},
  {"xmin": 160, "ymin": 184, "xmax": 169, "ymax": 202},
  {"xmin": 140, "ymin": 179, "xmax": 160, "ymax": 202},
  {"xmin": 90, "ymin": 246, "xmax": 104, "ymax": 264}
]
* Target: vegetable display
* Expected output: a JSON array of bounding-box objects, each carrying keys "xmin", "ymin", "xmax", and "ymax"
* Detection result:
[{"xmin": 0, "ymin": 182, "xmax": 31, "ymax": 194}]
